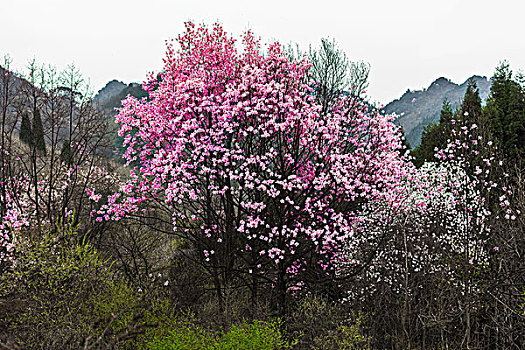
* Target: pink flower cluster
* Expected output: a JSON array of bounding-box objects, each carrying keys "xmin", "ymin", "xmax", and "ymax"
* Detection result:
[
  {"xmin": 0, "ymin": 175, "xmax": 30, "ymax": 268},
  {"xmin": 95, "ymin": 22, "xmax": 412, "ymax": 285}
]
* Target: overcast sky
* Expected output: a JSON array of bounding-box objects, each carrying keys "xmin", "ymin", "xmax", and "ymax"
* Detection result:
[{"xmin": 1, "ymin": 0, "xmax": 524, "ymax": 104}]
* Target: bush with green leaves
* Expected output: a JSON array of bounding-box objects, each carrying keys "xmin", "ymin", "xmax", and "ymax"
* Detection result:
[
  {"xmin": 0, "ymin": 219, "xmax": 164, "ymax": 349},
  {"xmin": 0, "ymin": 218, "xmax": 295, "ymax": 350},
  {"xmin": 287, "ymin": 295, "xmax": 370, "ymax": 350},
  {"xmin": 145, "ymin": 318, "xmax": 292, "ymax": 350}
]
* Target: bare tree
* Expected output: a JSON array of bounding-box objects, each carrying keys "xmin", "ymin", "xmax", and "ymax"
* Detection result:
[
  {"xmin": 2, "ymin": 59, "xmax": 116, "ymax": 236},
  {"xmin": 0, "ymin": 55, "xmax": 24, "ymax": 221},
  {"xmin": 307, "ymin": 38, "xmax": 370, "ymax": 114}
]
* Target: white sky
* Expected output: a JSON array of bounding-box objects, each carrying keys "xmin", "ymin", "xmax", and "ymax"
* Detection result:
[{"xmin": 1, "ymin": 0, "xmax": 524, "ymax": 105}]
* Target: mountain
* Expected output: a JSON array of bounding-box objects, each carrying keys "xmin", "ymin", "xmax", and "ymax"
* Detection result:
[
  {"xmin": 93, "ymin": 80, "xmax": 127, "ymax": 106},
  {"xmin": 383, "ymin": 75, "xmax": 491, "ymax": 147},
  {"xmin": 93, "ymin": 80, "xmax": 149, "ymax": 161},
  {"xmin": 93, "ymin": 80, "xmax": 147, "ymax": 115},
  {"xmin": 94, "ymin": 75, "xmax": 491, "ymax": 149}
]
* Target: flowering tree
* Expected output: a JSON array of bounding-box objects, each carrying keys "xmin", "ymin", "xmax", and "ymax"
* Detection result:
[
  {"xmin": 0, "ymin": 59, "xmax": 118, "ymax": 272},
  {"xmin": 0, "ymin": 176, "xmax": 29, "ymax": 271},
  {"xmin": 0, "ymin": 160, "xmax": 118, "ymax": 272},
  {"xmin": 341, "ymin": 107, "xmax": 518, "ymax": 348},
  {"xmin": 96, "ymin": 22, "xmax": 411, "ymax": 313}
]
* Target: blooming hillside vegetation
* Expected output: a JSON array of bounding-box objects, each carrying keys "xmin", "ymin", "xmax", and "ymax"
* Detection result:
[{"xmin": 1, "ymin": 22, "xmax": 524, "ymax": 350}]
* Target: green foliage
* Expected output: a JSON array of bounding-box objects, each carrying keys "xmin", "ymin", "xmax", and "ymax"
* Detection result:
[
  {"xmin": 145, "ymin": 318, "xmax": 292, "ymax": 350},
  {"xmin": 460, "ymin": 79, "xmax": 482, "ymax": 121},
  {"xmin": 311, "ymin": 320, "xmax": 370, "ymax": 350},
  {"xmin": 60, "ymin": 139, "xmax": 71, "ymax": 164},
  {"xmin": 0, "ymin": 218, "xmax": 157, "ymax": 349},
  {"xmin": 19, "ymin": 112, "xmax": 32, "ymax": 145},
  {"xmin": 214, "ymin": 319, "xmax": 292, "ymax": 350},
  {"xmin": 483, "ymin": 61, "xmax": 525, "ymax": 160},
  {"xmin": 32, "ymin": 109, "xmax": 46, "ymax": 155},
  {"xmin": 0, "ymin": 217, "xmax": 290, "ymax": 349},
  {"xmin": 0, "ymin": 219, "xmax": 106, "ymax": 347},
  {"xmin": 411, "ymin": 121, "xmax": 440, "ymax": 167},
  {"xmin": 413, "ymin": 80, "xmax": 485, "ymax": 167},
  {"xmin": 287, "ymin": 295, "xmax": 370, "ymax": 350},
  {"xmin": 411, "ymin": 99, "xmax": 453, "ymax": 167},
  {"xmin": 87, "ymin": 285, "xmax": 197, "ymax": 350}
]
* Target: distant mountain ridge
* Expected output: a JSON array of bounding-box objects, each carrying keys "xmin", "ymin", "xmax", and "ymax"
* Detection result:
[
  {"xmin": 383, "ymin": 75, "xmax": 491, "ymax": 147},
  {"xmin": 94, "ymin": 75, "xmax": 492, "ymax": 149},
  {"xmin": 94, "ymin": 80, "xmax": 127, "ymax": 106},
  {"xmin": 94, "ymin": 80, "xmax": 147, "ymax": 116}
]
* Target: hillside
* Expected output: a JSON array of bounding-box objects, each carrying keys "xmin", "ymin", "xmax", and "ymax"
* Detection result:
[
  {"xmin": 93, "ymin": 80, "xmax": 127, "ymax": 106},
  {"xmin": 383, "ymin": 75, "xmax": 491, "ymax": 147},
  {"xmin": 94, "ymin": 80, "xmax": 148, "ymax": 116}
]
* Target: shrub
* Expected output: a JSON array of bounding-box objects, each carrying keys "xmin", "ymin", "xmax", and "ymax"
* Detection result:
[
  {"xmin": 145, "ymin": 318, "xmax": 292, "ymax": 350},
  {"xmin": 287, "ymin": 295, "xmax": 370, "ymax": 350},
  {"xmin": 0, "ymin": 218, "xmax": 158, "ymax": 349}
]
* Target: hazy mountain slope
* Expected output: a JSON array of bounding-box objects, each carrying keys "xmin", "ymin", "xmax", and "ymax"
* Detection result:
[
  {"xmin": 93, "ymin": 80, "xmax": 126, "ymax": 105},
  {"xmin": 384, "ymin": 76, "xmax": 491, "ymax": 147},
  {"xmin": 94, "ymin": 81, "xmax": 148, "ymax": 116}
]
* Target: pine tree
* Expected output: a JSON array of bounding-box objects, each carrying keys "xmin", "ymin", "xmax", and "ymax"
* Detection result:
[
  {"xmin": 32, "ymin": 109, "xmax": 46, "ymax": 156},
  {"xmin": 413, "ymin": 81, "xmax": 486, "ymax": 168},
  {"xmin": 483, "ymin": 61, "xmax": 525, "ymax": 159},
  {"xmin": 60, "ymin": 139, "xmax": 71, "ymax": 165},
  {"xmin": 440, "ymin": 98, "xmax": 455, "ymax": 125},
  {"xmin": 460, "ymin": 79, "xmax": 482, "ymax": 124},
  {"xmin": 411, "ymin": 99, "xmax": 454, "ymax": 167},
  {"xmin": 19, "ymin": 112, "xmax": 33, "ymax": 146}
]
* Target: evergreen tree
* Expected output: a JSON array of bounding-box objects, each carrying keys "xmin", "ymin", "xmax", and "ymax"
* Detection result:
[
  {"xmin": 483, "ymin": 61, "xmax": 525, "ymax": 159},
  {"xmin": 460, "ymin": 79, "xmax": 482, "ymax": 123},
  {"xmin": 411, "ymin": 99, "xmax": 454, "ymax": 167},
  {"xmin": 439, "ymin": 98, "xmax": 455, "ymax": 125},
  {"xmin": 412, "ymin": 81, "xmax": 485, "ymax": 167},
  {"xmin": 19, "ymin": 112, "xmax": 33, "ymax": 146},
  {"xmin": 60, "ymin": 139, "xmax": 71, "ymax": 165},
  {"xmin": 32, "ymin": 109, "xmax": 46, "ymax": 156},
  {"xmin": 398, "ymin": 125, "xmax": 412, "ymax": 151}
]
